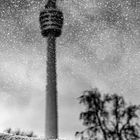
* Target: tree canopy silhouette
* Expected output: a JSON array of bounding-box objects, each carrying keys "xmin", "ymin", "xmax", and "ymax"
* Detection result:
[
  {"xmin": 4, "ymin": 128, "xmax": 37, "ymax": 138},
  {"xmin": 76, "ymin": 88, "xmax": 140, "ymax": 140}
]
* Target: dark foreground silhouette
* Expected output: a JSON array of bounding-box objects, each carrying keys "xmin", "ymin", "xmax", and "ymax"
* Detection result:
[{"xmin": 76, "ymin": 88, "xmax": 140, "ymax": 140}]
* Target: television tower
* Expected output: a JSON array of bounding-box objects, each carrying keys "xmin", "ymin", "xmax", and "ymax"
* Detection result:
[{"xmin": 39, "ymin": 0, "xmax": 63, "ymax": 139}]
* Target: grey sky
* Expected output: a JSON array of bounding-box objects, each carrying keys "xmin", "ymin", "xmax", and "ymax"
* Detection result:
[{"xmin": 0, "ymin": 0, "xmax": 140, "ymax": 140}]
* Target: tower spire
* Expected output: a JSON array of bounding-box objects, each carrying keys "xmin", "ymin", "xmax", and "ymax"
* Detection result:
[
  {"xmin": 45, "ymin": 0, "xmax": 56, "ymax": 8},
  {"xmin": 39, "ymin": 0, "xmax": 64, "ymax": 139}
]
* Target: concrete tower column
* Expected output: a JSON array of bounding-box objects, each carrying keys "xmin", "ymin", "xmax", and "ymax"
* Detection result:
[{"xmin": 39, "ymin": 0, "xmax": 64, "ymax": 139}]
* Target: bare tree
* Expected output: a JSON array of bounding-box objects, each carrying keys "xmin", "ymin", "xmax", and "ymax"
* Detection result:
[{"xmin": 76, "ymin": 88, "xmax": 140, "ymax": 140}]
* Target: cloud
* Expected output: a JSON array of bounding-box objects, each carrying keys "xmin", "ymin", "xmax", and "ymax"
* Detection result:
[
  {"xmin": 0, "ymin": 38, "xmax": 45, "ymax": 135},
  {"xmin": 0, "ymin": 0, "xmax": 140, "ymax": 139}
]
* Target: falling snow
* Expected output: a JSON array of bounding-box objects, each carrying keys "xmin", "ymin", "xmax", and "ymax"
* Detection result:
[{"xmin": 0, "ymin": 0, "xmax": 139, "ymax": 139}]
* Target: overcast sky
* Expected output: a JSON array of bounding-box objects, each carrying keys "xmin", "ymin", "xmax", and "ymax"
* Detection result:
[{"xmin": 0, "ymin": 0, "xmax": 140, "ymax": 139}]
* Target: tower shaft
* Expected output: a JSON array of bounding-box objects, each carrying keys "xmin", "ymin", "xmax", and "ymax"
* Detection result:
[
  {"xmin": 39, "ymin": 0, "xmax": 63, "ymax": 139},
  {"xmin": 46, "ymin": 34, "xmax": 58, "ymax": 139}
]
